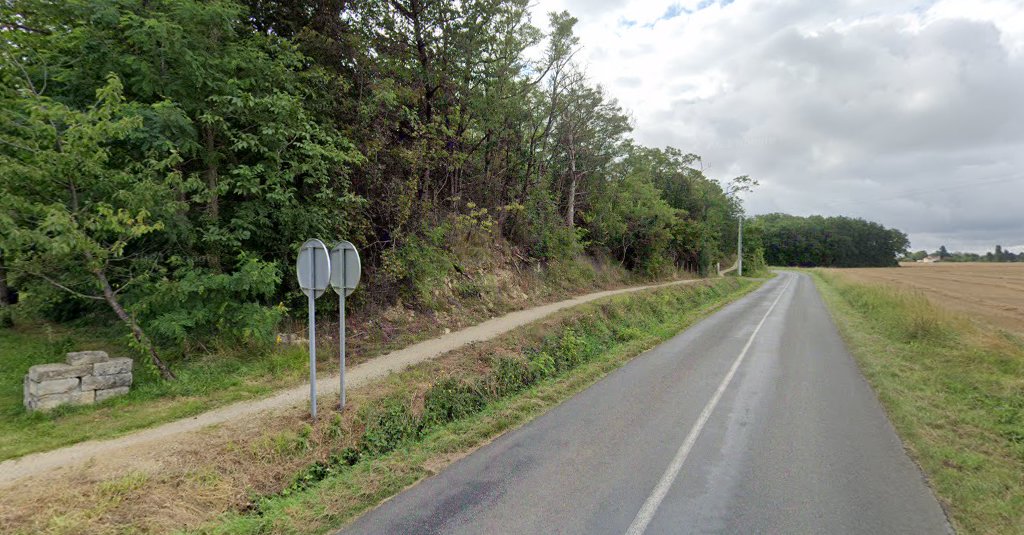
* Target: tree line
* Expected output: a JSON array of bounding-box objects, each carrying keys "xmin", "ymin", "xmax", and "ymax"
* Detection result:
[
  {"xmin": 746, "ymin": 213, "xmax": 909, "ymax": 268},
  {"xmin": 0, "ymin": 0, "xmax": 752, "ymax": 377},
  {"xmin": 905, "ymin": 245, "xmax": 1023, "ymax": 263}
]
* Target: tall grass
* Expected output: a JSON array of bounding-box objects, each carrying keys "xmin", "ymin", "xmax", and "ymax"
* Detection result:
[{"xmin": 813, "ymin": 270, "xmax": 1024, "ymax": 534}]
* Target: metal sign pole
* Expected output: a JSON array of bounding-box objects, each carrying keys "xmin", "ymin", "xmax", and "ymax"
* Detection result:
[
  {"xmin": 339, "ymin": 273, "xmax": 346, "ymax": 409},
  {"xmin": 329, "ymin": 241, "xmax": 360, "ymax": 411},
  {"xmin": 309, "ymin": 247, "xmax": 318, "ymax": 420}
]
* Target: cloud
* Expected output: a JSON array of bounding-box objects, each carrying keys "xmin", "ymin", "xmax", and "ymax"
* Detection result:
[{"xmin": 531, "ymin": 0, "xmax": 1024, "ymax": 253}]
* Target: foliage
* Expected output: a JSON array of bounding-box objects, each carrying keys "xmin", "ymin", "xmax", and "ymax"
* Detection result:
[
  {"xmin": 421, "ymin": 377, "xmax": 488, "ymax": 429},
  {"xmin": 752, "ymin": 213, "xmax": 909, "ymax": 267},
  {"xmin": 357, "ymin": 396, "xmax": 421, "ymax": 457},
  {"xmin": 0, "ymin": 0, "xmax": 762, "ymax": 377}
]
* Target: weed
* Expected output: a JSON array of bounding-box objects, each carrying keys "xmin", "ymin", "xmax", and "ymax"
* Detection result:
[
  {"xmin": 358, "ymin": 397, "xmax": 421, "ymax": 457},
  {"xmin": 422, "ymin": 378, "xmax": 488, "ymax": 430}
]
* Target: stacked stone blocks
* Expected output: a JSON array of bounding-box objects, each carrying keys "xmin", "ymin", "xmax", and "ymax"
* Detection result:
[{"xmin": 24, "ymin": 351, "xmax": 133, "ymax": 411}]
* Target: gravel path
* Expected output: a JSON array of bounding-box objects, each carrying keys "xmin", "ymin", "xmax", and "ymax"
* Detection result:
[{"xmin": 0, "ymin": 278, "xmax": 698, "ymax": 486}]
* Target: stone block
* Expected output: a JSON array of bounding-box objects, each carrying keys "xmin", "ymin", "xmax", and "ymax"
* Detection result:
[
  {"xmin": 82, "ymin": 372, "xmax": 132, "ymax": 391},
  {"xmin": 28, "ymin": 377, "xmax": 79, "ymax": 396},
  {"xmin": 66, "ymin": 350, "xmax": 110, "ymax": 366},
  {"xmin": 27, "ymin": 363, "xmax": 93, "ymax": 382},
  {"xmin": 32, "ymin": 389, "xmax": 94, "ymax": 411},
  {"xmin": 95, "ymin": 386, "xmax": 130, "ymax": 402},
  {"xmin": 93, "ymin": 357, "xmax": 133, "ymax": 376},
  {"xmin": 23, "ymin": 376, "xmax": 31, "ymax": 409}
]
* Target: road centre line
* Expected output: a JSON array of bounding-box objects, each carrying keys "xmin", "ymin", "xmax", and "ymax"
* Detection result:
[{"xmin": 625, "ymin": 275, "xmax": 794, "ymax": 535}]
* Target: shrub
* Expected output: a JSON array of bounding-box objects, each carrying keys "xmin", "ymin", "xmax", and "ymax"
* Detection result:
[
  {"xmin": 358, "ymin": 397, "xmax": 421, "ymax": 456},
  {"xmin": 527, "ymin": 349, "xmax": 557, "ymax": 380},
  {"xmin": 490, "ymin": 356, "xmax": 535, "ymax": 397},
  {"xmin": 379, "ymin": 227, "xmax": 454, "ymax": 310},
  {"xmin": 421, "ymin": 378, "xmax": 487, "ymax": 430}
]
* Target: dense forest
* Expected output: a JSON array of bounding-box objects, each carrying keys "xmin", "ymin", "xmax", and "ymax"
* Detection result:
[
  {"xmin": 748, "ymin": 213, "xmax": 909, "ymax": 268},
  {"xmin": 0, "ymin": 0, "xmax": 754, "ymax": 376},
  {"xmin": 904, "ymin": 246, "xmax": 1023, "ymax": 263}
]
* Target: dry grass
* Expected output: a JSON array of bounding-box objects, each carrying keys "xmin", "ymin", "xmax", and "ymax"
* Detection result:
[{"xmin": 834, "ymin": 262, "xmax": 1024, "ymax": 334}]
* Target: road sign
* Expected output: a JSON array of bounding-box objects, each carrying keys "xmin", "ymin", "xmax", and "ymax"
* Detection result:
[
  {"xmin": 296, "ymin": 238, "xmax": 331, "ymax": 420},
  {"xmin": 297, "ymin": 239, "xmax": 331, "ymax": 299},
  {"xmin": 329, "ymin": 241, "xmax": 361, "ymax": 296},
  {"xmin": 330, "ymin": 241, "xmax": 361, "ymax": 409}
]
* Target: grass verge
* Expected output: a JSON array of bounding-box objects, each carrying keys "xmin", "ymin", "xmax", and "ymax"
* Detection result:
[
  {"xmin": 194, "ymin": 277, "xmax": 762, "ymax": 534},
  {"xmin": 811, "ymin": 270, "xmax": 1024, "ymax": 534},
  {"xmin": 0, "ymin": 258, "xmax": 671, "ymax": 461}
]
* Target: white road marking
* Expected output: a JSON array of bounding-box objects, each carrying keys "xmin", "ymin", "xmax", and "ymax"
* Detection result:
[{"xmin": 625, "ymin": 275, "xmax": 794, "ymax": 535}]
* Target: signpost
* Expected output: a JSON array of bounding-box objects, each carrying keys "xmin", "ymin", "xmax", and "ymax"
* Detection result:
[
  {"xmin": 296, "ymin": 239, "xmax": 330, "ymax": 420},
  {"xmin": 329, "ymin": 241, "xmax": 361, "ymax": 409}
]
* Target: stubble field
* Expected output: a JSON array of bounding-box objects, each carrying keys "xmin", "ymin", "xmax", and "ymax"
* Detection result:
[{"xmin": 832, "ymin": 262, "xmax": 1024, "ymax": 333}]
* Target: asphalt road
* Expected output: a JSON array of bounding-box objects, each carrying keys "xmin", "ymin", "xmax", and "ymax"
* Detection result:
[{"xmin": 340, "ymin": 272, "xmax": 951, "ymax": 534}]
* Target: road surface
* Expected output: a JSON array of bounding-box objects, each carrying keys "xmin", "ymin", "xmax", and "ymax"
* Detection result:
[{"xmin": 341, "ymin": 272, "xmax": 951, "ymax": 534}]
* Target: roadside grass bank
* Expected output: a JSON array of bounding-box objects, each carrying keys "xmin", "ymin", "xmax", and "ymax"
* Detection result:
[
  {"xmin": 0, "ymin": 259, "xmax": 655, "ymax": 461},
  {"xmin": 0, "ymin": 278, "xmax": 760, "ymax": 534},
  {"xmin": 199, "ymin": 277, "xmax": 761, "ymax": 535},
  {"xmin": 811, "ymin": 270, "xmax": 1024, "ymax": 534}
]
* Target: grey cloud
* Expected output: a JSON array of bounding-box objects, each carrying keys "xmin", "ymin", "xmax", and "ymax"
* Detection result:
[{"xmin": 627, "ymin": 4, "xmax": 1024, "ymax": 252}]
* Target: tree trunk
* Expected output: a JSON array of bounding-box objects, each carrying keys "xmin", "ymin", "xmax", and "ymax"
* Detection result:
[
  {"xmin": 565, "ymin": 129, "xmax": 578, "ymax": 228},
  {"xmin": 94, "ymin": 268, "xmax": 176, "ymax": 380}
]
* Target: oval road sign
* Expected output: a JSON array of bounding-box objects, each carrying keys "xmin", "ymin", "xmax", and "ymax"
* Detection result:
[
  {"xmin": 330, "ymin": 241, "xmax": 361, "ymax": 297},
  {"xmin": 297, "ymin": 239, "xmax": 331, "ymax": 299}
]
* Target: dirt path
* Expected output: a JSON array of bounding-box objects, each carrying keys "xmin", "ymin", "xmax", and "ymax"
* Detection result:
[{"xmin": 0, "ymin": 278, "xmax": 700, "ymax": 486}]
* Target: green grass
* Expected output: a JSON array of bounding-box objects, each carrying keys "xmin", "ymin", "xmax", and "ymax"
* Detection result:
[
  {"xmin": 0, "ymin": 323, "xmax": 311, "ymax": 460},
  {"xmin": 196, "ymin": 277, "xmax": 764, "ymax": 534},
  {"xmin": 810, "ymin": 270, "xmax": 1024, "ymax": 534}
]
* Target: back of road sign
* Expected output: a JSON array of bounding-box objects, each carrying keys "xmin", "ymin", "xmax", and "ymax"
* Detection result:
[
  {"xmin": 330, "ymin": 241, "xmax": 361, "ymax": 297},
  {"xmin": 297, "ymin": 239, "xmax": 331, "ymax": 299}
]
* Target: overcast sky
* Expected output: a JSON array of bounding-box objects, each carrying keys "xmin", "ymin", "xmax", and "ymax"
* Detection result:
[{"xmin": 529, "ymin": 0, "xmax": 1024, "ymax": 253}]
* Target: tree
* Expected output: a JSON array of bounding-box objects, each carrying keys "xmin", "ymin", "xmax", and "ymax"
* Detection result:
[{"xmin": 0, "ymin": 75, "xmax": 178, "ymax": 378}]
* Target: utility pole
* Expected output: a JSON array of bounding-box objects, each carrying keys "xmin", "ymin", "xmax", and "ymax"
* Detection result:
[{"xmin": 737, "ymin": 215, "xmax": 743, "ymax": 277}]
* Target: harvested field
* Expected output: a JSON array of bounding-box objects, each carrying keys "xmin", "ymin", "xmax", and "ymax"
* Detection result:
[{"xmin": 832, "ymin": 262, "xmax": 1024, "ymax": 333}]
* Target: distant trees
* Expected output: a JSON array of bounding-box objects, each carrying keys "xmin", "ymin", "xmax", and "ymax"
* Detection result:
[
  {"xmin": 927, "ymin": 245, "xmax": 1022, "ymax": 262},
  {"xmin": 751, "ymin": 214, "xmax": 908, "ymax": 268}
]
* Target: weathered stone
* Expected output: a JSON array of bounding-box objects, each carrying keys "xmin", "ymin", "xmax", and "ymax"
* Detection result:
[
  {"xmin": 23, "ymin": 376, "xmax": 31, "ymax": 409},
  {"xmin": 82, "ymin": 372, "xmax": 132, "ymax": 391},
  {"xmin": 27, "ymin": 362, "xmax": 93, "ymax": 382},
  {"xmin": 92, "ymin": 357, "xmax": 132, "ymax": 376},
  {"xmin": 95, "ymin": 386, "xmax": 130, "ymax": 402},
  {"xmin": 28, "ymin": 377, "xmax": 79, "ymax": 396},
  {"xmin": 66, "ymin": 350, "xmax": 110, "ymax": 366},
  {"xmin": 32, "ymin": 389, "xmax": 94, "ymax": 411}
]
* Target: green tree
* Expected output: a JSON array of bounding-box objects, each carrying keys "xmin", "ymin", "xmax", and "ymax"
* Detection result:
[{"xmin": 0, "ymin": 75, "xmax": 178, "ymax": 378}]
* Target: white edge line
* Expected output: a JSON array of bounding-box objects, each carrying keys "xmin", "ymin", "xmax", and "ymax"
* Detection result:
[{"xmin": 624, "ymin": 274, "xmax": 794, "ymax": 535}]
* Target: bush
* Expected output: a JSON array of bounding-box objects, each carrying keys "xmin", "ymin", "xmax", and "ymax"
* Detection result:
[
  {"xmin": 358, "ymin": 397, "xmax": 421, "ymax": 456},
  {"xmin": 379, "ymin": 227, "xmax": 454, "ymax": 310},
  {"xmin": 129, "ymin": 255, "xmax": 283, "ymax": 352},
  {"xmin": 552, "ymin": 328, "xmax": 589, "ymax": 372},
  {"xmin": 490, "ymin": 356, "xmax": 535, "ymax": 397},
  {"xmin": 511, "ymin": 189, "xmax": 584, "ymax": 262},
  {"xmin": 421, "ymin": 378, "xmax": 488, "ymax": 429}
]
